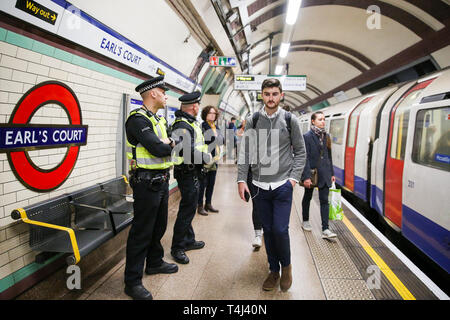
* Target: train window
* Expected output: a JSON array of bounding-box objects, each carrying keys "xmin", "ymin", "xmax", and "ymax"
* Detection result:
[
  {"xmin": 390, "ymin": 89, "xmax": 423, "ymax": 160},
  {"xmin": 347, "ymin": 99, "xmax": 371, "ymax": 147},
  {"xmin": 347, "ymin": 116, "xmax": 358, "ymax": 147},
  {"xmin": 330, "ymin": 119, "xmax": 345, "ymax": 145},
  {"xmin": 412, "ymin": 107, "xmax": 450, "ymax": 172}
]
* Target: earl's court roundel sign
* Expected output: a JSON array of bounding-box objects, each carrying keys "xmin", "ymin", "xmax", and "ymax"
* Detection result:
[{"xmin": 0, "ymin": 81, "xmax": 88, "ymax": 192}]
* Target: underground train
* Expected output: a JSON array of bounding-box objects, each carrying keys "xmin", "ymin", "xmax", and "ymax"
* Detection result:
[{"xmin": 298, "ymin": 68, "xmax": 450, "ymax": 274}]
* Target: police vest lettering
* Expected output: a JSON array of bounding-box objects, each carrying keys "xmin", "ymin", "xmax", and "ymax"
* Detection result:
[
  {"xmin": 126, "ymin": 109, "xmax": 173, "ymax": 170},
  {"xmin": 172, "ymin": 118, "xmax": 207, "ymax": 165}
]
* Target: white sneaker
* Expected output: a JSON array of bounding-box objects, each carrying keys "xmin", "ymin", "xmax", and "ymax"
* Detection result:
[
  {"xmin": 322, "ymin": 229, "xmax": 337, "ymax": 239},
  {"xmin": 302, "ymin": 221, "xmax": 312, "ymax": 232},
  {"xmin": 252, "ymin": 235, "xmax": 262, "ymax": 248},
  {"xmin": 252, "ymin": 229, "xmax": 263, "ymax": 248}
]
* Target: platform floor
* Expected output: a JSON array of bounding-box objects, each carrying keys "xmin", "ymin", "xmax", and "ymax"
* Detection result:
[{"xmin": 66, "ymin": 165, "xmax": 440, "ymax": 300}]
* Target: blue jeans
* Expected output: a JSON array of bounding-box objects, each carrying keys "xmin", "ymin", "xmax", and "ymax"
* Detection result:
[{"xmin": 254, "ymin": 181, "xmax": 293, "ymax": 272}]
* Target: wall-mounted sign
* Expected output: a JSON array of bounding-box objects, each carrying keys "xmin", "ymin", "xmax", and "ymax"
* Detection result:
[
  {"xmin": 156, "ymin": 68, "xmax": 165, "ymax": 76},
  {"xmin": 0, "ymin": 0, "xmax": 201, "ymax": 92},
  {"xmin": 0, "ymin": 81, "xmax": 88, "ymax": 192},
  {"xmin": 15, "ymin": 0, "xmax": 58, "ymax": 25},
  {"xmin": 234, "ymin": 74, "xmax": 307, "ymax": 91},
  {"xmin": 210, "ymin": 56, "xmax": 237, "ymax": 67}
]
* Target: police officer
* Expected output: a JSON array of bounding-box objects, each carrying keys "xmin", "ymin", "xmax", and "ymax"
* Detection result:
[
  {"xmin": 170, "ymin": 91, "xmax": 212, "ymax": 264},
  {"xmin": 124, "ymin": 76, "xmax": 178, "ymax": 300}
]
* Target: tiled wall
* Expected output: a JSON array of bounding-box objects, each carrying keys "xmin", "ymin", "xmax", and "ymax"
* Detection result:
[{"xmin": 0, "ymin": 27, "xmax": 179, "ymax": 293}]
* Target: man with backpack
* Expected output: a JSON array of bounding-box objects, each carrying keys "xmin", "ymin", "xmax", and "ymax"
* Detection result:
[{"xmin": 237, "ymin": 78, "xmax": 306, "ymax": 292}]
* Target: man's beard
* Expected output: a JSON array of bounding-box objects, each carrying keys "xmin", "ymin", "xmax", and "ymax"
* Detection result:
[{"xmin": 265, "ymin": 100, "xmax": 279, "ymax": 109}]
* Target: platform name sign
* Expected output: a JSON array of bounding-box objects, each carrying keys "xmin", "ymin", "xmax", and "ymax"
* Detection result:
[
  {"xmin": 234, "ymin": 74, "xmax": 307, "ymax": 91},
  {"xmin": 0, "ymin": 0, "xmax": 200, "ymax": 93},
  {"xmin": 0, "ymin": 81, "xmax": 88, "ymax": 192}
]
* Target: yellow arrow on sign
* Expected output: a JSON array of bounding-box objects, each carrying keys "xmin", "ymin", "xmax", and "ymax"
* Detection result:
[{"xmin": 51, "ymin": 13, "xmax": 56, "ymax": 21}]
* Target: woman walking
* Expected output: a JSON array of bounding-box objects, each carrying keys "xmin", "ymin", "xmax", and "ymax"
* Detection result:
[{"xmin": 301, "ymin": 111, "xmax": 337, "ymax": 239}]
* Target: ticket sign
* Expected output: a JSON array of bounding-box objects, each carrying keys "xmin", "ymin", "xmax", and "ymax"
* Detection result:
[
  {"xmin": 234, "ymin": 74, "xmax": 307, "ymax": 91},
  {"xmin": 210, "ymin": 56, "xmax": 237, "ymax": 67}
]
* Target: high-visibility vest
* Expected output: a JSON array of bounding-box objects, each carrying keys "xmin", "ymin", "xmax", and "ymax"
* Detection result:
[
  {"xmin": 172, "ymin": 117, "xmax": 208, "ymax": 165},
  {"xmin": 126, "ymin": 109, "xmax": 173, "ymax": 170}
]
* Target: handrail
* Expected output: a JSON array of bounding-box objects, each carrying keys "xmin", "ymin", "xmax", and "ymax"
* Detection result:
[{"xmin": 12, "ymin": 208, "xmax": 81, "ymax": 265}]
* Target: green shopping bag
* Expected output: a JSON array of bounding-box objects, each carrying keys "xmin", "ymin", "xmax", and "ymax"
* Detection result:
[{"xmin": 329, "ymin": 182, "xmax": 344, "ymax": 220}]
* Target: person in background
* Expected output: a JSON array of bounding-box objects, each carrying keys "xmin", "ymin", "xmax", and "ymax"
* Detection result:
[
  {"xmin": 197, "ymin": 105, "xmax": 223, "ymax": 215},
  {"xmin": 228, "ymin": 117, "xmax": 237, "ymax": 162},
  {"xmin": 301, "ymin": 111, "xmax": 337, "ymax": 239}
]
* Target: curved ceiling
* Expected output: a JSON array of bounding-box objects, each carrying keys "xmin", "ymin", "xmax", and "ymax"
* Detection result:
[{"xmin": 185, "ymin": 0, "xmax": 449, "ymax": 114}]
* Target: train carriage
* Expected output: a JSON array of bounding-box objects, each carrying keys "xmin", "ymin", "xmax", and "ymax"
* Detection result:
[
  {"xmin": 298, "ymin": 68, "xmax": 450, "ymax": 273},
  {"xmin": 402, "ymin": 70, "xmax": 450, "ymax": 274}
]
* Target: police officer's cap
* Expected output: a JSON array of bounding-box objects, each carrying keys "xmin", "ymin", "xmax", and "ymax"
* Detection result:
[
  {"xmin": 135, "ymin": 76, "xmax": 169, "ymax": 94},
  {"xmin": 179, "ymin": 91, "xmax": 201, "ymax": 105}
]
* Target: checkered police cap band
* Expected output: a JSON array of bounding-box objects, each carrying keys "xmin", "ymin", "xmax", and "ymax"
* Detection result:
[{"xmin": 138, "ymin": 80, "xmax": 165, "ymax": 94}]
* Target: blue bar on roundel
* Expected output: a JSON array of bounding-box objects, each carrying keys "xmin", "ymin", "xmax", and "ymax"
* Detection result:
[{"xmin": 0, "ymin": 125, "xmax": 88, "ymax": 152}]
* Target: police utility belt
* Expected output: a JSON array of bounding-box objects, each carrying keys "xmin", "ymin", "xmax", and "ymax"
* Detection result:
[
  {"xmin": 175, "ymin": 164, "xmax": 206, "ymax": 176},
  {"xmin": 131, "ymin": 168, "xmax": 170, "ymax": 186}
]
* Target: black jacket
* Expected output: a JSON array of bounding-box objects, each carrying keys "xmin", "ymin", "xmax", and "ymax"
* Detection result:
[
  {"xmin": 301, "ymin": 130, "xmax": 334, "ymax": 188},
  {"xmin": 171, "ymin": 110, "xmax": 211, "ymax": 165}
]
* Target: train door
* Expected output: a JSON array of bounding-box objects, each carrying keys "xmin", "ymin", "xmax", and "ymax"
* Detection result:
[
  {"xmin": 404, "ymin": 101, "xmax": 450, "ymax": 273},
  {"xmin": 344, "ymin": 97, "xmax": 373, "ymax": 191},
  {"xmin": 384, "ymin": 78, "xmax": 436, "ymax": 228}
]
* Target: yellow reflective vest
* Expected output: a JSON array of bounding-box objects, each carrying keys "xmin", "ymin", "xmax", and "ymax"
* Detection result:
[
  {"xmin": 126, "ymin": 109, "xmax": 173, "ymax": 170},
  {"xmin": 172, "ymin": 117, "xmax": 208, "ymax": 165}
]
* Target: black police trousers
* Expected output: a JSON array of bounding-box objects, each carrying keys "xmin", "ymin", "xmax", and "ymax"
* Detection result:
[
  {"xmin": 171, "ymin": 171, "xmax": 200, "ymax": 253},
  {"xmin": 124, "ymin": 178, "xmax": 168, "ymax": 286}
]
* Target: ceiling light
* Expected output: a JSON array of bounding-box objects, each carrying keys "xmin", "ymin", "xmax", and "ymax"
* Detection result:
[
  {"xmin": 279, "ymin": 42, "xmax": 290, "ymax": 58},
  {"xmin": 286, "ymin": 0, "xmax": 302, "ymax": 25},
  {"xmin": 275, "ymin": 65, "xmax": 283, "ymax": 75}
]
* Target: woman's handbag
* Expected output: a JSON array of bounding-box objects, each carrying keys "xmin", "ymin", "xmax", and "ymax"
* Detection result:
[{"xmin": 300, "ymin": 168, "xmax": 318, "ymax": 187}]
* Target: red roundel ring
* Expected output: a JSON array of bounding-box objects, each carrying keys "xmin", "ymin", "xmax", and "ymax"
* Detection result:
[{"xmin": 7, "ymin": 81, "xmax": 83, "ymax": 192}]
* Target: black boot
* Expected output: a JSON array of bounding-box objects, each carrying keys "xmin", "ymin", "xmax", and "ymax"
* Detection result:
[
  {"xmin": 171, "ymin": 250, "xmax": 189, "ymax": 264},
  {"xmin": 124, "ymin": 284, "xmax": 153, "ymax": 300},
  {"xmin": 205, "ymin": 203, "xmax": 219, "ymax": 213},
  {"xmin": 197, "ymin": 205, "xmax": 208, "ymax": 216},
  {"xmin": 145, "ymin": 261, "xmax": 178, "ymax": 275}
]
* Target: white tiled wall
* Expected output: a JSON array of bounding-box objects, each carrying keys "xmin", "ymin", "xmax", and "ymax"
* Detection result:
[{"xmin": 0, "ymin": 40, "xmax": 137, "ymax": 280}]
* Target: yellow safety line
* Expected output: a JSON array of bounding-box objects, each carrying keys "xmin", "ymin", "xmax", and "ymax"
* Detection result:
[
  {"xmin": 17, "ymin": 208, "xmax": 81, "ymax": 264},
  {"xmin": 342, "ymin": 215, "xmax": 416, "ymax": 300}
]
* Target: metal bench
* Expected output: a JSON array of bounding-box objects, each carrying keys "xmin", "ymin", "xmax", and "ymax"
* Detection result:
[
  {"xmin": 98, "ymin": 176, "xmax": 133, "ymax": 233},
  {"xmin": 11, "ymin": 176, "xmax": 133, "ymax": 265}
]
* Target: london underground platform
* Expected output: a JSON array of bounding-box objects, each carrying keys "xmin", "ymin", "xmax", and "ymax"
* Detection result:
[{"xmin": 15, "ymin": 165, "xmax": 446, "ymax": 301}]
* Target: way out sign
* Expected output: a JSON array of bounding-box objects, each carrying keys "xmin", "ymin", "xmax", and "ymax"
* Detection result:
[
  {"xmin": 15, "ymin": 0, "xmax": 58, "ymax": 25},
  {"xmin": 0, "ymin": 81, "xmax": 88, "ymax": 192}
]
